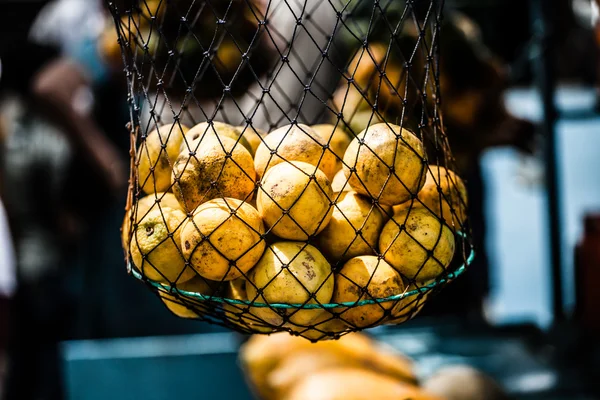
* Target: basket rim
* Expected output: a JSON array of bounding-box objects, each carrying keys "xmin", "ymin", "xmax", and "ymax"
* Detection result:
[{"xmin": 129, "ymin": 234, "xmax": 474, "ymax": 309}]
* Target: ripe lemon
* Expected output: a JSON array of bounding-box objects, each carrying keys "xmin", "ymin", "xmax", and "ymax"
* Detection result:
[
  {"xmin": 331, "ymin": 169, "xmax": 352, "ymax": 193},
  {"xmin": 137, "ymin": 123, "xmax": 188, "ymax": 194},
  {"xmin": 285, "ymin": 310, "xmax": 348, "ymax": 341},
  {"xmin": 317, "ymin": 191, "xmax": 385, "ymax": 261},
  {"xmin": 235, "ymin": 125, "xmax": 267, "ymax": 156},
  {"xmin": 180, "ymin": 198, "xmax": 265, "ymax": 281},
  {"xmin": 246, "ymin": 242, "xmax": 334, "ymax": 326},
  {"xmin": 181, "ymin": 121, "xmax": 252, "ymax": 155},
  {"xmin": 332, "ymin": 256, "xmax": 405, "ymax": 328},
  {"xmin": 222, "ymin": 278, "xmax": 274, "ymax": 333},
  {"xmin": 257, "ymin": 161, "xmax": 333, "ymax": 240},
  {"xmin": 135, "ymin": 192, "xmax": 182, "ymax": 218},
  {"xmin": 343, "ymin": 123, "xmax": 425, "ymax": 205},
  {"xmin": 254, "ymin": 124, "xmax": 337, "ymax": 180},
  {"xmin": 159, "ymin": 276, "xmax": 216, "ymax": 319},
  {"xmin": 394, "ymin": 166, "xmax": 468, "ymax": 230},
  {"xmin": 386, "ymin": 286, "xmax": 430, "ymax": 325},
  {"xmin": 311, "ymin": 124, "xmax": 352, "ymax": 174},
  {"xmin": 122, "ymin": 192, "xmax": 182, "ymax": 249},
  {"xmin": 172, "ymin": 135, "xmax": 255, "ymax": 211},
  {"xmin": 379, "ymin": 207, "xmax": 455, "ymax": 282},
  {"xmin": 130, "ymin": 207, "xmax": 196, "ymax": 284}
]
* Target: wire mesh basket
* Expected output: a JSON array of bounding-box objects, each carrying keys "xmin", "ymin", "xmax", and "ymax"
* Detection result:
[{"xmin": 108, "ymin": 0, "xmax": 474, "ymax": 341}]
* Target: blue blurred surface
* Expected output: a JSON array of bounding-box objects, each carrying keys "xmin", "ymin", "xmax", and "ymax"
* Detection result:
[{"xmin": 61, "ymin": 333, "xmax": 253, "ymax": 400}]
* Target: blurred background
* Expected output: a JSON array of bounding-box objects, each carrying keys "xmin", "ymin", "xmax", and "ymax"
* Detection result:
[{"xmin": 1, "ymin": 0, "xmax": 600, "ymax": 399}]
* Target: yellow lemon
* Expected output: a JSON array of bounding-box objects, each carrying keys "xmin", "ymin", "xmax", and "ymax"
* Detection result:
[
  {"xmin": 254, "ymin": 124, "xmax": 337, "ymax": 180},
  {"xmin": 332, "ymin": 256, "xmax": 405, "ymax": 328},
  {"xmin": 246, "ymin": 242, "xmax": 334, "ymax": 326},
  {"xmin": 317, "ymin": 191, "xmax": 385, "ymax": 261},
  {"xmin": 172, "ymin": 135, "xmax": 255, "ymax": 211},
  {"xmin": 180, "ymin": 198, "xmax": 265, "ymax": 281},
  {"xmin": 159, "ymin": 276, "xmax": 216, "ymax": 319},
  {"xmin": 379, "ymin": 207, "xmax": 455, "ymax": 282},
  {"xmin": 137, "ymin": 123, "xmax": 188, "ymax": 194},
  {"xmin": 257, "ymin": 161, "xmax": 333, "ymax": 240},
  {"xmin": 130, "ymin": 207, "xmax": 195, "ymax": 284},
  {"xmin": 343, "ymin": 123, "xmax": 426, "ymax": 205}
]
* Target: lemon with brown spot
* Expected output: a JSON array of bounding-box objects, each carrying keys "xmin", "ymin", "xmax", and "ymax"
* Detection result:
[
  {"xmin": 138, "ymin": 123, "xmax": 188, "ymax": 194},
  {"xmin": 258, "ymin": 161, "xmax": 333, "ymax": 240},
  {"xmin": 342, "ymin": 123, "xmax": 425, "ymax": 205},
  {"xmin": 246, "ymin": 242, "xmax": 334, "ymax": 326},
  {"xmin": 180, "ymin": 198, "xmax": 265, "ymax": 281},
  {"xmin": 379, "ymin": 207, "xmax": 455, "ymax": 282},
  {"xmin": 254, "ymin": 124, "xmax": 337, "ymax": 180},
  {"xmin": 122, "ymin": 192, "xmax": 182, "ymax": 249},
  {"xmin": 317, "ymin": 192, "xmax": 385, "ymax": 261},
  {"xmin": 130, "ymin": 207, "xmax": 196, "ymax": 284},
  {"xmin": 172, "ymin": 135, "xmax": 255, "ymax": 211},
  {"xmin": 332, "ymin": 256, "xmax": 405, "ymax": 328}
]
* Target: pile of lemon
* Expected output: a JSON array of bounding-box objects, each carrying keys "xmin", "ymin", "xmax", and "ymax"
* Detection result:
[{"xmin": 124, "ymin": 120, "xmax": 467, "ymax": 339}]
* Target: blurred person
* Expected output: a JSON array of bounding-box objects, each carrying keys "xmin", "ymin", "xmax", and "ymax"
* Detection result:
[
  {"xmin": 0, "ymin": 35, "xmax": 79, "ymax": 400},
  {"xmin": 0, "ymin": 2, "xmax": 221, "ymax": 399},
  {"xmin": 19, "ymin": 0, "xmax": 221, "ymax": 341},
  {"xmin": 44, "ymin": 0, "xmax": 242, "ymax": 340}
]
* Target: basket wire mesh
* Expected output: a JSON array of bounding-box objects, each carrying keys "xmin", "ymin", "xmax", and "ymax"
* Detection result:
[{"xmin": 107, "ymin": 0, "xmax": 475, "ymax": 340}]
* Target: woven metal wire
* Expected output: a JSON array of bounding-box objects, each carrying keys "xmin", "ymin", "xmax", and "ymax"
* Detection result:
[{"xmin": 108, "ymin": 0, "xmax": 474, "ymax": 341}]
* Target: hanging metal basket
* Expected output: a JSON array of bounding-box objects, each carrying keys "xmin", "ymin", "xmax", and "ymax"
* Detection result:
[{"xmin": 107, "ymin": 0, "xmax": 475, "ymax": 341}]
